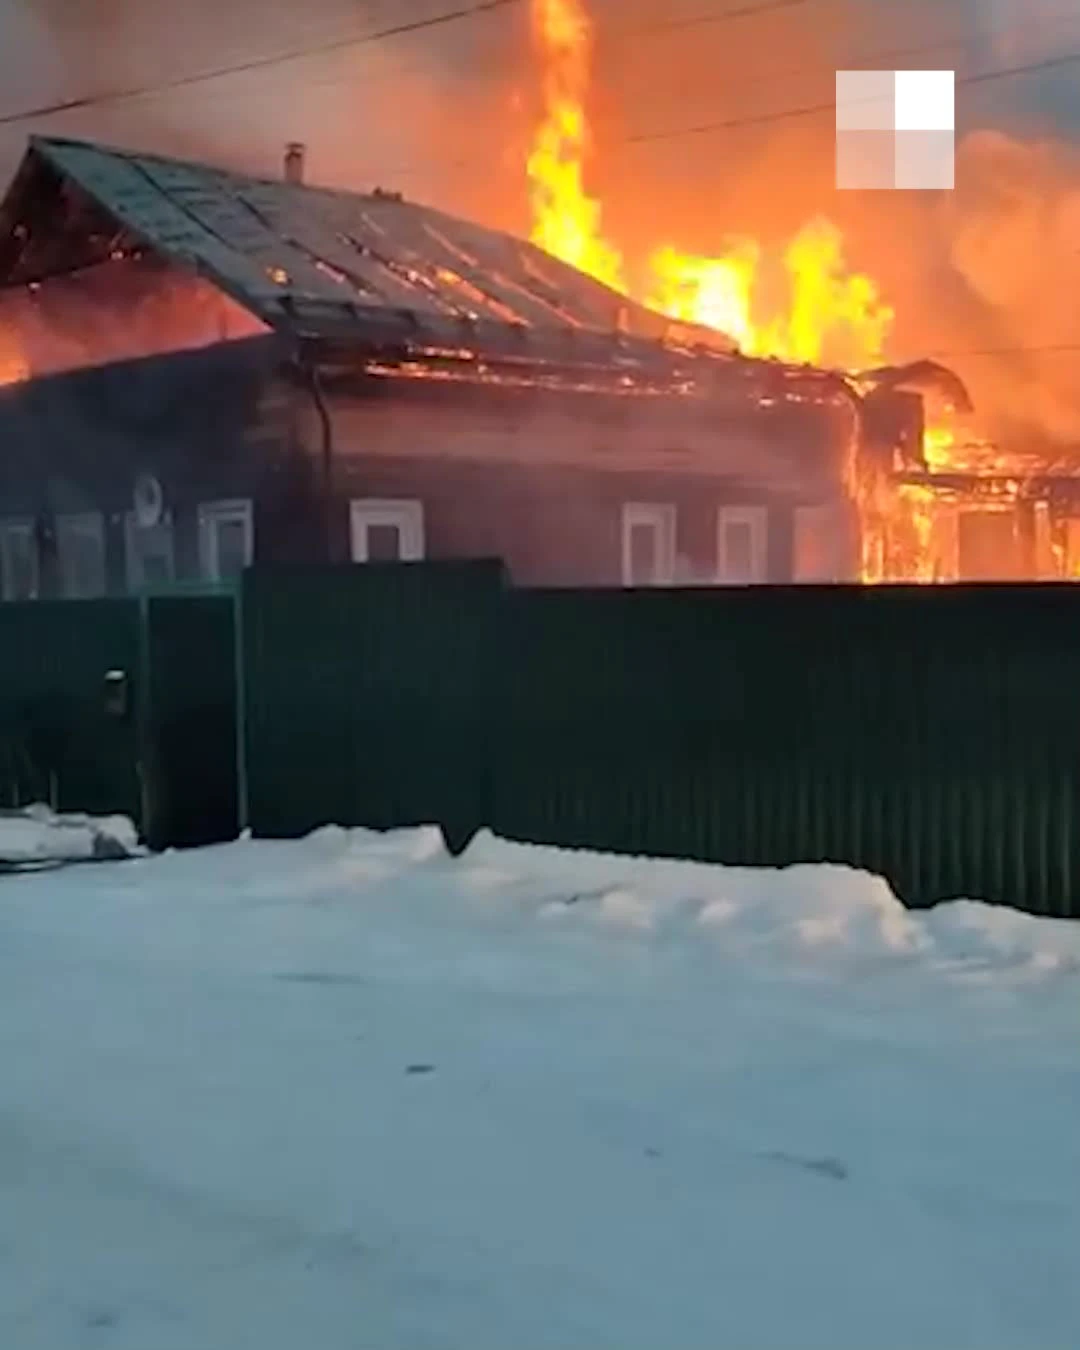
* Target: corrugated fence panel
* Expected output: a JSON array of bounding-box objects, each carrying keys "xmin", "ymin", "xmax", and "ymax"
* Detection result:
[
  {"xmin": 0, "ymin": 600, "xmax": 141, "ymax": 820},
  {"xmin": 242, "ymin": 562, "xmax": 504, "ymax": 847},
  {"xmin": 492, "ymin": 584, "xmax": 1080, "ymax": 918}
]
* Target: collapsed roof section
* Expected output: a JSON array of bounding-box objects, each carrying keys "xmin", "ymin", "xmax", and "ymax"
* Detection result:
[{"xmin": 0, "ymin": 135, "xmax": 858, "ymax": 409}]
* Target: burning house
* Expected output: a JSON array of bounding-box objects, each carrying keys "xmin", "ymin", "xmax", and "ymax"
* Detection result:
[{"xmin": 0, "ymin": 133, "xmax": 929, "ymax": 600}]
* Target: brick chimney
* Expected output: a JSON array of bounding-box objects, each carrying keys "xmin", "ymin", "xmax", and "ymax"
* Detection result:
[{"xmin": 284, "ymin": 142, "xmax": 306, "ymax": 186}]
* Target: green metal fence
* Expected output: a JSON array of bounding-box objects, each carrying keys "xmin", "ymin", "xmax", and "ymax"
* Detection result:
[
  {"xmin": 242, "ymin": 562, "xmax": 503, "ymax": 850},
  {"xmin": 6, "ymin": 570, "xmax": 1079, "ymax": 917},
  {"xmin": 493, "ymin": 584, "xmax": 1080, "ymax": 916},
  {"xmin": 0, "ymin": 594, "xmax": 239, "ymax": 849},
  {"xmin": 142, "ymin": 595, "xmax": 239, "ymax": 850},
  {"xmin": 0, "ymin": 600, "xmax": 142, "ymax": 821},
  {"xmin": 240, "ymin": 568, "xmax": 1080, "ymax": 917}
]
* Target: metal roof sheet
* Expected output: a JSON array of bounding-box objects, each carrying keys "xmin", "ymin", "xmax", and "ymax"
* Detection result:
[{"xmin": 15, "ymin": 136, "xmax": 693, "ymax": 349}]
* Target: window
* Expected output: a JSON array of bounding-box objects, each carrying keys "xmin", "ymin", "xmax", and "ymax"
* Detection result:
[
  {"xmin": 125, "ymin": 513, "xmax": 176, "ymax": 590},
  {"xmin": 198, "ymin": 499, "xmax": 254, "ymax": 582},
  {"xmin": 56, "ymin": 513, "xmax": 106, "ymax": 599},
  {"xmin": 717, "ymin": 506, "xmax": 768, "ymax": 584},
  {"xmin": 0, "ymin": 519, "xmax": 39, "ymax": 601},
  {"xmin": 621, "ymin": 503, "xmax": 676, "ymax": 586},
  {"xmin": 349, "ymin": 499, "xmax": 425, "ymax": 562}
]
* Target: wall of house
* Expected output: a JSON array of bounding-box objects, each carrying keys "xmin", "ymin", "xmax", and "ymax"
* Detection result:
[
  {"xmin": 0, "ymin": 335, "xmax": 309, "ymax": 599},
  {"xmin": 312, "ymin": 376, "xmax": 859, "ymax": 585},
  {"xmin": 0, "ymin": 338, "xmax": 860, "ymax": 600}
]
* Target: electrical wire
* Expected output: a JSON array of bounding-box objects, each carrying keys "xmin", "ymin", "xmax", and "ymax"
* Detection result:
[
  {"xmin": 625, "ymin": 48, "xmax": 1080, "ymax": 145},
  {"xmin": 0, "ymin": 0, "xmax": 526, "ymax": 128}
]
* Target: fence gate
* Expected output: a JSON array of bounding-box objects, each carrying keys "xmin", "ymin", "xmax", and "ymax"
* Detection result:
[{"xmin": 0, "ymin": 595, "xmax": 239, "ymax": 850}]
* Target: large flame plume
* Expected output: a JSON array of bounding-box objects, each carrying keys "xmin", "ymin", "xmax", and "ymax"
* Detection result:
[
  {"xmin": 527, "ymin": 0, "xmax": 625, "ymax": 293},
  {"xmin": 525, "ymin": 0, "xmax": 1010, "ymax": 584},
  {"xmin": 527, "ymin": 0, "xmax": 894, "ymax": 371}
]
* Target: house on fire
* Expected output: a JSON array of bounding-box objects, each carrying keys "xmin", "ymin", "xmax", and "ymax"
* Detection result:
[{"xmin": 0, "ymin": 134, "xmax": 928, "ymax": 600}]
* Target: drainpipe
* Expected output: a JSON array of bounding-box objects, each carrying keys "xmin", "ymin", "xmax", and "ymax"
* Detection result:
[{"xmin": 303, "ymin": 358, "xmax": 336, "ymax": 563}]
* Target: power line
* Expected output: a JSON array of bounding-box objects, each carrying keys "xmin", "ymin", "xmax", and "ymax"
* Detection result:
[
  {"xmin": 0, "ymin": 0, "xmax": 1074, "ymax": 177},
  {"xmin": 617, "ymin": 6, "xmax": 1080, "ymax": 120},
  {"xmin": 625, "ymin": 48, "xmax": 1080, "ymax": 145},
  {"xmin": 605, "ymin": 0, "xmax": 820, "ymax": 41},
  {"xmin": 0, "ymin": 0, "xmax": 833, "ymax": 128},
  {"xmin": 352, "ymin": 23, "xmax": 1080, "ymax": 180},
  {"xmin": 0, "ymin": 0, "xmax": 525, "ymax": 128}
]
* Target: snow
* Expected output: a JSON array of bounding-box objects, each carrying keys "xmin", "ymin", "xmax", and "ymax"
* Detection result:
[
  {"xmin": 0, "ymin": 804, "xmax": 141, "ymax": 868},
  {"xmin": 1, "ymin": 825, "xmax": 1078, "ymax": 1348}
]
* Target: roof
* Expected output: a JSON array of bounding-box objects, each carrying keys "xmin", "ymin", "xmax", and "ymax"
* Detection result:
[
  {"xmin": 0, "ymin": 139, "xmax": 704, "ymax": 354},
  {"xmin": 0, "ymin": 136, "xmax": 868, "ymax": 405}
]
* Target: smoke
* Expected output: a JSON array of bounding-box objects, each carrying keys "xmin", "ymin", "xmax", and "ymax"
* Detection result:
[
  {"xmin": 0, "ymin": 0, "xmax": 529, "ymax": 222},
  {"xmin": 2, "ymin": 0, "xmax": 1079, "ymax": 445},
  {"xmin": 934, "ymin": 130, "xmax": 1080, "ymax": 445},
  {"xmin": 577, "ymin": 0, "xmax": 1080, "ymax": 448}
]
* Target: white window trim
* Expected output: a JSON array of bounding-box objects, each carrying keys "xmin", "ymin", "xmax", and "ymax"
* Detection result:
[
  {"xmin": 717, "ymin": 505, "xmax": 768, "ymax": 584},
  {"xmin": 55, "ymin": 511, "xmax": 107, "ymax": 600},
  {"xmin": 621, "ymin": 503, "xmax": 676, "ymax": 586},
  {"xmin": 198, "ymin": 498, "xmax": 254, "ymax": 582},
  {"xmin": 349, "ymin": 498, "xmax": 425, "ymax": 562},
  {"xmin": 0, "ymin": 517, "xmax": 39, "ymax": 601},
  {"xmin": 124, "ymin": 510, "xmax": 176, "ymax": 591}
]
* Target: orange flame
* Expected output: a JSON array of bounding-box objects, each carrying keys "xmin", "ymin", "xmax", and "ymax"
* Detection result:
[
  {"xmin": 526, "ymin": 1, "xmax": 892, "ymax": 371},
  {"xmin": 524, "ymin": 0, "xmax": 1003, "ymax": 583},
  {"xmin": 527, "ymin": 0, "xmax": 625, "ymax": 293},
  {"xmin": 0, "ymin": 323, "xmax": 28, "ymax": 386},
  {"xmin": 645, "ymin": 243, "xmax": 758, "ymax": 350},
  {"xmin": 647, "ymin": 219, "xmax": 894, "ymax": 369}
]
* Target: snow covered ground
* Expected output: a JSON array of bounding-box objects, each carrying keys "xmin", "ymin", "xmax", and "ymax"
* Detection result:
[{"xmin": 2, "ymin": 825, "xmax": 1079, "ymax": 1349}]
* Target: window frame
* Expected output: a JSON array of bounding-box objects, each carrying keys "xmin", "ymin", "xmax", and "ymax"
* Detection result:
[
  {"xmin": 124, "ymin": 510, "xmax": 177, "ymax": 591},
  {"xmin": 349, "ymin": 498, "xmax": 425, "ymax": 563},
  {"xmin": 621, "ymin": 502, "xmax": 676, "ymax": 586},
  {"xmin": 0, "ymin": 517, "xmax": 40, "ymax": 602},
  {"xmin": 55, "ymin": 511, "xmax": 107, "ymax": 600},
  {"xmin": 716, "ymin": 505, "xmax": 768, "ymax": 584},
  {"xmin": 198, "ymin": 498, "xmax": 254, "ymax": 583}
]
